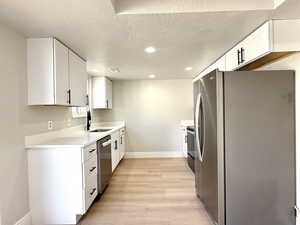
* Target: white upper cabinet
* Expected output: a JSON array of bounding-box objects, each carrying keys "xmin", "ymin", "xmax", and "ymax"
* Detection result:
[
  {"xmin": 69, "ymin": 50, "xmax": 88, "ymax": 106},
  {"xmin": 226, "ymin": 21, "xmax": 271, "ymax": 70},
  {"xmin": 106, "ymin": 78, "xmax": 113, "ymax": 109},
  {"xmin": 27, "ymin": 38, "xmax": 55, "ymax": 105},
  {"xmin": 225, "ymin": 20, "xmax": 300, "ymax": 71},
  {"xmin": 241, "ymin": 22, "xmax": 271, "ymax": 66},
  {"xmin": 194, "ymin": 19, "xmax": 300, "ymax": 82},
  {"xmin": 92, "ymin": 77, "xmax": 113, "ymax": 109},
  {"xmin": 225, "ymin": 43, "xmax": 243, "ymax": 71},
  {"xmin": 27, "ymin": 37, "xmax": 87, "ymax": 106}
]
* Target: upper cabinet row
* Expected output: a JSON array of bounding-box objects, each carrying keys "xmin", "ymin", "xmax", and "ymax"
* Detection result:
[
  {"xmin": 27, "ymin": 38, "xmax": 88, "ymax": 106},
  {"xmin": 194, "ymin": 19, "xmax": 300, "ymax": 81}
]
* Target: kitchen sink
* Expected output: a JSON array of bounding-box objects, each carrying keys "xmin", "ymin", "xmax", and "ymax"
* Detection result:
[{"xmin": 89, "ymin": 128, "xmax": 112, "ymax": 133}]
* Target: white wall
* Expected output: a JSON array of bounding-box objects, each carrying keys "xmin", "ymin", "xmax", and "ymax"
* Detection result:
[
  {"xmin": 0, "ymin": 22, "xmax": 30, "ymax": 225},
  {"xmin": 0, "ymin": 23, "xmax": 85, "ymax": 225},
  {"xmin": 257, "ymin": 53, "xmax": 300, "ymax": 225},
  {"xmin": 93, "ymin": 79, "xmax": 193, "ymax": 154}
]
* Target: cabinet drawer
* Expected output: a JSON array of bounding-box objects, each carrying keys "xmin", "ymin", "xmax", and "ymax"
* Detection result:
[
  {"xmin": 84, "ymin": 176, "xmax": 98, "ymax": 212},
  {"xmin": 83, "ymin": 143, "xmax": 97, "ymax": 162},
  {"xmin": 83, "ymin": 156, "xmax": 97, "ymax": 188}
]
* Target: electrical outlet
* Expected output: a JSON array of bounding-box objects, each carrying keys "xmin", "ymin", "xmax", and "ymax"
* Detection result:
[{"xmin": 48, "ymin": 120, "xmax": 53, "ymax": 130}]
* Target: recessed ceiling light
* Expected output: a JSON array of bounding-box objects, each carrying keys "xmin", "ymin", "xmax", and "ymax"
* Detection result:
[
  {"xmin": 92, "ymin": 69, "xmax": 99, "ymax": 73},
  {"xmin": 109, "ymin": 67, "xmax": 120, "ymax": 73},
  {"xmin": 145, "ymin": 46, "xmax": 156, "ymax": 54},
  {"xmin": 185, "ymin": 67, "xmax": 193, "ymax": 71},
  {"xmin": 148, "ymin": 74, "xmax": 156, "ymax": 79}
]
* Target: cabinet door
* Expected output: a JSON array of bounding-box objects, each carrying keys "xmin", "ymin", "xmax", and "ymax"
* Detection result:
[
  {"xmin": 27, "ymin": 38, "xmax": 55, "ymax": 105},
  {"xmin": 54, "ymin": 40, "xmax": 69, "ymax": 105},
  {"xmin": 181, "ymin": 128, "xmax": 188, "ymax": 157},
  {"xmin": 111, "ymin": 132, "xmax": 120, "ymax": 172},
  {"xmin": 119, "ymin": 129, "xmax": 125, "ymax": 159},
  {"xmin": 92, "ymin": 77, "xmax": 112, "ymax": 109},
  {"xmin": 92, "ymin": 77, "xmax": 106, "ymax": 109},
  {"xmin": 241, "ymin": 22, "xmax": 271, "ymax": 65},
  {"xmin": 106, "ymin": 79, "xmax": 113, "ymax": 109},
  {"xmin": 225, "ymin": 44, "xmax": 242, "ymax": 71},
  {"xmin": 69, "ymin": 50, "xmax": 88, "ymax": 106}
]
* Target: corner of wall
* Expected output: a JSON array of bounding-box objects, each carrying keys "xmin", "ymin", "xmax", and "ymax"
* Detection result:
[{"xmin": 14, "ymin": 212, "xmax": 31, "ymax": 225}]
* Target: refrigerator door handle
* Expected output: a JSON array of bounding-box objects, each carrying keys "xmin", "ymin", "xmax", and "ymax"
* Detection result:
[
  {"xmin": 200, "ymin": 95, "xmax": 205, "ymax": 162},
  {"xmin": 195, "ymin": 93, "xmax": 204, "ymax": 161}
]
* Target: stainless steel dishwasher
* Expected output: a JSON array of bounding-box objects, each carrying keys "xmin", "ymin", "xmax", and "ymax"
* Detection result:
[{"xmin": 97, "ymin": 135, "xmax": 112, "ymax": 194}]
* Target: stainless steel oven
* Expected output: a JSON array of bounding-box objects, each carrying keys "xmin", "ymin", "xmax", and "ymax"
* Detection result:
[
  {"xmin": 97, "ymin": 135, "xmax": 112, "ymax": 194},
  {"xmin": 187, "ymin": 126, "xmax": 195, "ymax": 173}
]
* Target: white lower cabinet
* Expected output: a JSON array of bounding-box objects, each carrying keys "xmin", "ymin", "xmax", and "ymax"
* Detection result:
[
  {"xmin": 28, "ymin": 143, "xmax": 98, "ymax": 225},
  {"xmin": 111, "ymin": 131, "xmax": 120, "ymax": 172},
  {"xmin": 119, "ymin": 128, "xmax": 125, "ymax": 160},
  {"xmin": 181, "ymin": 127, "xmax": 188, "ymax": 157},
  {"xmin": 111, "ymin": 128, "xmax": 126, "ymax": 172}
]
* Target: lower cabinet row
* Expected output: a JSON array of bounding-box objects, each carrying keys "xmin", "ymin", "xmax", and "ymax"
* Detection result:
[{"xmin": 27, "ymin": 128, "xmax": 126, "ymax": 225}]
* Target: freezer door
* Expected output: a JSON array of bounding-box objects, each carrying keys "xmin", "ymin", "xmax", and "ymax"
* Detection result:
[{"xmin": 224, "ymin": 70, "xmax": 296, "ymax": 225}]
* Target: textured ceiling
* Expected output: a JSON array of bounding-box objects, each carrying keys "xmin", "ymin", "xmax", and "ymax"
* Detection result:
[{"xmin": 0, "ymin": 0, "xmax": 299, "ymax": 80}]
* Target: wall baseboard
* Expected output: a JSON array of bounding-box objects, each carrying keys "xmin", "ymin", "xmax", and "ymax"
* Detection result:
[
  {"xmin": 14, "ymin": 212, "xmax": 31, "ymax": 225},
  {"xmin": 124, "ymin": 151, "xmax": 185, "ymax": 158}
]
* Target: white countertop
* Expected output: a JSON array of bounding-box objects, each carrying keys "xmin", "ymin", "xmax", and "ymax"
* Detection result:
[
  {"xmin": 25, "ymin": 121, "xmax": 125, "ymax": 149},
  {"xmin": 180, "ymin": 120, "xmax": 194, "ymax": 127}
]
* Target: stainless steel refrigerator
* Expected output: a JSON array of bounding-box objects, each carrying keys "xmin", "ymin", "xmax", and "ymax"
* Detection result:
[{"xmin": 193, "ymin": 69, "xmax": 296, "ymax": 225}]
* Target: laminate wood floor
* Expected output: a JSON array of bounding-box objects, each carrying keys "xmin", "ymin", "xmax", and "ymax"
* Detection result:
[{"xmin": 79, "ymin": 158, "xmax": 213, "ymax": 225}]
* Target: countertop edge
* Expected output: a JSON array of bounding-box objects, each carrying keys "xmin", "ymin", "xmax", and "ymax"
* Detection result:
[{"xmin": 26, "ymin": 124, "xmax": 125, "ymax": 150}]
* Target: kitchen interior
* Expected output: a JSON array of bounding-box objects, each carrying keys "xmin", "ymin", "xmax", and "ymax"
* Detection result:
[{"xmin": 1, "ymin": 1, "xmax": 300, "ymax": 225}]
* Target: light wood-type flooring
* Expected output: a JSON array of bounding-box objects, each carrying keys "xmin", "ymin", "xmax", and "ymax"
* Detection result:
[{"xmin": 79, "ymin": 158, "xmax": 213, "ymax": 225}]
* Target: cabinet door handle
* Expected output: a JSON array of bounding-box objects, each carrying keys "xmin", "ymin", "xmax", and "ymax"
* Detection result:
[
  {"xmin": 90, "ymin": 188, "xmax": 96, "ymax": 196},
  {"xmin": 115, "ymin": 140, "xmax": 117, "ymax": 150},
  {"xmin": 67, "ymin": 89, "xmax": 71, "ymax": 104},
  {"xmin": 89, "ymin": 149, "xmax": 96, "ymax": 153},
  {"xmin": 89, "ymin": 166, "xmax": 96, "ymax": 172},
  {"xmin": 237, "ymin": 49, "xmax": 241, "ymax": 65},
  {"xmin": 240, "ymin": 47, "xmax": 245, "ymax": 63},
  {"xmin": 121, "ymin": 136, "xmax": 122, "ymax": 144},
  {"xmin": 86, "ymin": 94, "xmax": 89, "ymax": 106},
  {"xmin": 106, "ymin": 100, "xmax": 108, "ymax": 108}
]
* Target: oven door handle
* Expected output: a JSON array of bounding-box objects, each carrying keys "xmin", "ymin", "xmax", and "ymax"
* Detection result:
[
  {"xmin": 102, "ymin": 140, "xmax": 112, "ymax": 147},
  {"xmin": 187, "ymin": 130, "xmax": 195, "ymax": 135}
]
